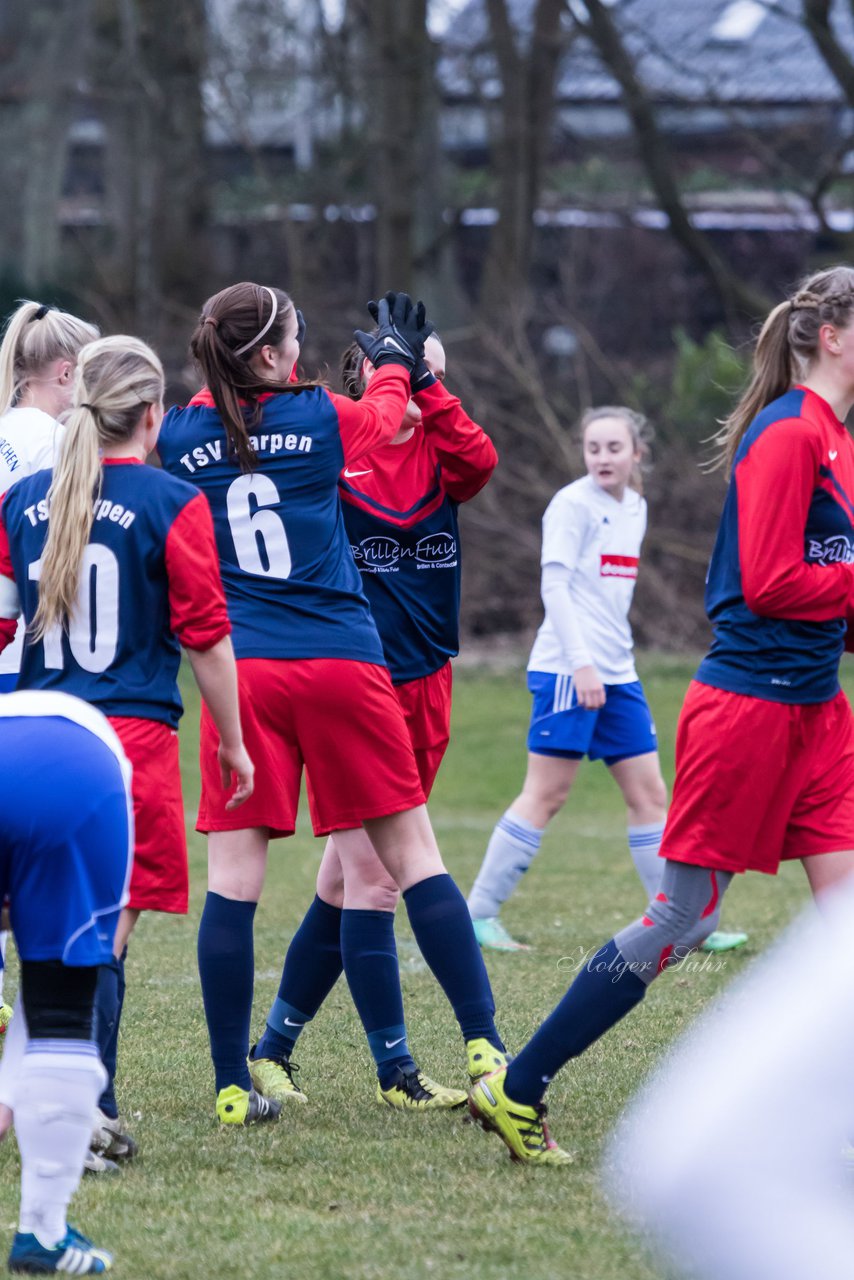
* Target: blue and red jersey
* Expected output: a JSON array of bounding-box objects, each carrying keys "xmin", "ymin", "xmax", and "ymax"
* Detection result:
[
  {"xmin": 340, "ymin": 380, "xmax": 497, "ymax": 682},
  {"xmin": 696, "ymin": 386, "xmax": 854, "ymax": 704},
  {"xmin": 0, "ymin": 459, "xmax": 229, "ymax": 727},
  {"xmin": 157, "ymin": 365, "xmax": 411, "ymax": 665}
]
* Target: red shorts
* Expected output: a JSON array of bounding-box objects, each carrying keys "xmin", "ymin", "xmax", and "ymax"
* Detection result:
[
  {"xmin": 661, "ymin": 682, "xmax": 854, "ymax": 875},
  {"xmin": 394, "ymin": 661, "xmax": 453, "ymax": 797},
  {"xmin": 198, "ymin": 658, "xmax": 425, "ymax": 838},
  {"xmin": 109, "ymin": 716, "xmax": 188, "ymax": 914}
]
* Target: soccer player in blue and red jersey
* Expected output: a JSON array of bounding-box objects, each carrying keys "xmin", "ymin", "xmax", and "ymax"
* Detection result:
[
  {"xmin": 0, "ymin": 335, "xmax": 254, "ymax": 1152},
  {"xmin": 468, "ymin": 264, "xmax": 854, "ymax": 1164},
  {"xmin": 158, "ymin": 283, "xmax": 507, "ymax": 1125},
  {"xmin": 249, "ymin": 328, "xmax": 499, "ymax": 1109}
]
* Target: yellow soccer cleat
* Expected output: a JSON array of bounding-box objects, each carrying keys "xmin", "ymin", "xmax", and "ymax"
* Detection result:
[
  {"xmin": 466, "ymin": 1037, "xmax": 508, "ymax": 1085},
  {"xmin": 248, "ymin": 1048, "xmax": 307, "ymax": 1104},
  {"xmin": 468, "ymin": 1066, "xmax": 573, "ymax": 1166},
  {"xmin": 377, "ymin": 1067, "xmax": 467, "ymax": 1110},
  {"xmin": 216, "ymin": 1084, "xmax": 281, "ymax": 1126},
  {"xmin": 0, "ymin": 1003, "xmax": 12, "ymax": 1037}
]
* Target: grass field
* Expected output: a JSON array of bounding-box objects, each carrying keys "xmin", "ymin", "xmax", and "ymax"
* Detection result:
[{"xmin": 0, "ymin": 653, "xmax": 820, "ymax": 1279}]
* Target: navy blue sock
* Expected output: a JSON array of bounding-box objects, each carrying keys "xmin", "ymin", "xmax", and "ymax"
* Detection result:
[
  {"xmin": 340, "ymin": 908, "xmax": 416, "ymax": 1089},
  {"xmin": 94, "ymin": 953, "xmax": 122, "ymax": 1118},
  {"xmin": 256, "ymin": 895, "xmax": 344, "ymax": 1063},
  {"xmin": 505, "ymin": 939, "xmax": 646, "ymax": 1106},
  {"xmin": 403, "ymin": 874, "xmax": 503, "ymax": 1051},
  {"xmin": 197, "ymin": 892, "xmax": 257, "ymax": 1093}
]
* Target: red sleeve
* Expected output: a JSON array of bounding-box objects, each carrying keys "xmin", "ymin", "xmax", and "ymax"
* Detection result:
[
  {"xmin": 415, "ymin": 381, "xmax": 498, "ymax": 502},
  {"xmin": 328, "ymin": 364, "xmax": 411, "ymax": 464},
  {"xmin": 164, "ymin": 493, "xmax": 232, "ymax": 651},
  {"xmin": 737, "ymin": 418, "xmax": 854, "ymax": 619},
  {"xmin": 0, "ymin": 502, "xmax": 19, "ymax": 652}
]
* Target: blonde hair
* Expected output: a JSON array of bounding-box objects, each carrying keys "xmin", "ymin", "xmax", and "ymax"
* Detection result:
[
  {"xmin": 580, "ymin": 404, "xmax": 653, "ymax": 494},
  {"xmin": 0, "ymin": 300, "xmax": 98, "ymax": 415},
  {"xmin": 32, "ymin": 336, "xmax": 164, "ymax": 640},
  {"xmin": 714, "ymin": 265, "xmax": 854, "ymax": 473}
]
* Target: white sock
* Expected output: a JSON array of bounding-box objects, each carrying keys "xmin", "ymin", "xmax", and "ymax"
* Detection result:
[
  {"xmin": 0, "ymin": 995, "xmax": 27, "ymax": 1107},
  {"xmin": 627, "ymin": 823, "xmax": 666, "ymax": 898},
  {"xmin": 467, "ymin": 809, "xmax": 544, "ymax": 920},
  {"xmin": 16, "ymin": 1041, "xmax": 106, "ymax": 1246},
  {"xmin": 628, "ymin": 822, "xmax": 720, "ymax": 948}
]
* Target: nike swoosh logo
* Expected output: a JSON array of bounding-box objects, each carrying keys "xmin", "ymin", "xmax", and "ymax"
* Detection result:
[
  {"xmin": 382, "ymin": 335, "xmax": 407, "ymax": 354},
  {"xmin": 385, "ymin": 1036, "xmax": 405, "ymax": 1049},
  {"xmin": 343, "ymin": 467, "xmax": 373, "ymax": 478},
  {"xmin": 283, "ymin": 1018, "xmax": 304, "ymax": 1027}
]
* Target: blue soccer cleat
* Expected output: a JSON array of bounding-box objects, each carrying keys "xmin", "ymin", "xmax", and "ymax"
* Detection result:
[{"xmin": 8, "ymin": 1226, "xmax": 112, "ymax": 1273}]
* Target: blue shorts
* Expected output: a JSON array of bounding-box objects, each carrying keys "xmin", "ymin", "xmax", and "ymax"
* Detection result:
[
  {"xmin": 526, "ymin": 672, "xmax": 658, "ymax": 765},
  {"xmin": 0, "ymin": 674, "xmax": 18, "ymax": 694},
  {"xmin": 0, "ymin": 715, "xmax": 132, "ymax": 967}
]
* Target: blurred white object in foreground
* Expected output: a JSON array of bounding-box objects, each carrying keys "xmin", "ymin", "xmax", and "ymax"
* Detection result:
[{"xmin": 606, "ymin": 878, "xmax": 854, "ymax": 1280}]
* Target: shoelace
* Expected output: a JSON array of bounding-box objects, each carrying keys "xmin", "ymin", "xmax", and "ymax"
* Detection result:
[
  {"xmin": 514, "ymin": 1103, "xmax": 553, "ymax": 1152},
  {"xmin": 281, "ymin": 1058, "xmax": 301, "ymax": 1084},
  {"xmin": 399, "ymin": 1070, "xmax": 434, "ymax": 1102}
]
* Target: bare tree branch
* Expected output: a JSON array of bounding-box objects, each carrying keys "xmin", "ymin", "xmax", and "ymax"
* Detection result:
[{"xmin": 571, "ymin": 0, "xmax": 770, "ymax": 320}]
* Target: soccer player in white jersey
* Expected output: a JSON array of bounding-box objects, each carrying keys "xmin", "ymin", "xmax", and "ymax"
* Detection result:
[
  {"xmin": 0, "ymin": 690, "xmax": 132, "ymax": 1274},
  {"xmin": 0, "ymin": 300, "xmax": 98, "ymax": 1037},
  {"xmin": 467, "ymin": 406, "xmax": 745, "ymax": 953}
]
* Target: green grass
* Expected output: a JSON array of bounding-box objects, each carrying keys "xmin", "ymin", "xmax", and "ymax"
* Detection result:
[{"xmin": 0, "ymin": 653, "xmax": 819, "ymax": 1279}]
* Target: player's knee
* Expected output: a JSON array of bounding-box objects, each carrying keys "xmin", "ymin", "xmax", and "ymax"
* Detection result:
[
  {"xmin": 20, "ymin": 960, "xmax": 98, "ymax": 1040},
  {"xmin": 363, "ymin": 883, "xmax": 400, "ymax": 912},
  {"xmin": 522, "ymin": 783, "xmax": 567, "ymax": 825},
  {"xmin": 316, "ymin": 865, "xmax": 345, "ymax": 909},
  {"xmin": 623, "ymin": 776, "xmax": 668, "ymax": 823},
  {"xmin": 645, "ymin": 895, "xmax": 702, "ymax": 944}
]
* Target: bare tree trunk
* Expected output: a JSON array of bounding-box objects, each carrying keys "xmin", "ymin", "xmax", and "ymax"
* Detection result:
[
  {"xmin": 94, "ymin": 0, "xmax": 208, "ymax": 337},
  {"xmin": 480, "ymin": 0, "xmax": 566, "ymax": 310},
  {"xmin": 349, "ymin": 0, "xmax": 433, "ymax": 290},
  {"xmin": 0, "ymin": 2, "xmax": 93, "ymax": 289},
  {"xmin": 577, "ymin": 0, "xmax": 768, "ymax": 320},
  {"xmin": 803, "ymin": 0, "xmax": 854, "ymax": 103}
]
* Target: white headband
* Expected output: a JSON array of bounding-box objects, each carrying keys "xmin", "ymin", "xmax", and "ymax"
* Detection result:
[{"xmin": 234, "ymin": 286, "xmax": 279, "ymax": 357}]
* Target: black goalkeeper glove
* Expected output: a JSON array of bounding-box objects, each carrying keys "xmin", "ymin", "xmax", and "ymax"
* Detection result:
[
  {"xmin": 365, "ymin": 296, "xmax": 436, "ymax": 392},
  {"xmin": 295, "ymin": 308, "xmax": 306, "ymax": 347},
  {"xmin": 354, "ymin": 291, "xmax": 433, "ymax": 372}
]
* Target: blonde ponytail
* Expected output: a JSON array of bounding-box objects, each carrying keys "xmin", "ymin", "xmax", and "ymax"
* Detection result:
[
  {"xmin": 713, "ymin": 266, "xmax": 854, "ymax": 474},
  {"xmin": 0, "ymin": 301, "xmax": 98, "ymax": 416},
  {"xmin": 32, "ymin": 336, "xmax": 164, "ymax": 640}
]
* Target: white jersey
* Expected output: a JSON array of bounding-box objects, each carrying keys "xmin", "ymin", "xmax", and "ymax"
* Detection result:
[
  {"xmin": 0, "ymin": 406, "xmax": 65, "ymax": 678},
  {"xmin": 527, "ymin": 474, "xmax": 647, "ymax": 684}
]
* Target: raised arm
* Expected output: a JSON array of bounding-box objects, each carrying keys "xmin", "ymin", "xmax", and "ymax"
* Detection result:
[{"xmin": 415, "ymin": 380, "xmax": 498, "ymax": 502}]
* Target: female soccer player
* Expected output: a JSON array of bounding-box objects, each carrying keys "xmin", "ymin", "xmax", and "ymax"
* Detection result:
[
  {"xmin": 0, "ymin": 689, "xmax": 133, "ymax": 1275},
  {"xmin": 0, "ymin": 299, "xmax": 98, "ymax": 1036},
  {"xmin": 250, "ymin": 329, "xmax": 498, "ymax": 1110},
  {"xmin": 467, "ymin": 406, "xmax": 744, "ymax": 954},
  {"xmin": 157, "ymin": 283, "xmax": 507, "ymax": 1125},
  {"xmin": 0, "ymin": 335, "xmax": 253, "ymax": 1152},
  {"xmin": 468, "ymin": 265, "xmax": 854, "ymax": 1163}
]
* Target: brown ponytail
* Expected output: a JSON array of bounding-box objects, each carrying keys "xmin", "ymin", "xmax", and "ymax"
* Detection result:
[{"xmin": 190, "ymin": 282, "xmax": 319, "ymax": 472}]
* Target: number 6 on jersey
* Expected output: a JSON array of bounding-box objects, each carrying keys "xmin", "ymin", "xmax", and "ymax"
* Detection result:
[{"xmin": 226, "ymin": 474, "xmax": 292, "ymax": 579}]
